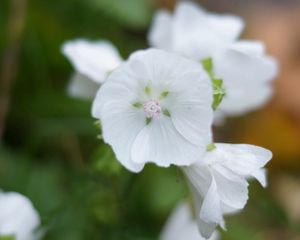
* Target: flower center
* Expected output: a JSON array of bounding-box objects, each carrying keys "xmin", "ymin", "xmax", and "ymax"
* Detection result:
[{"xmin": 143, "ymin": 99, "xmax": 161, "ymax": 118}]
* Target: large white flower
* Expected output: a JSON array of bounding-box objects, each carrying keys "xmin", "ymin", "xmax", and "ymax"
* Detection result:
[
  {"xmin": 92, "ymin": 49, "xmax": 213, "ymax": 172},
  {"xmin": 148, "ymin": 2, "xmax": 278, "ymax": 120},
  {"xmin": 182, "ymin": 144, "xmax": 272, "ymax": 239},
  {"xmin": 160, "ymin": 202, "xmax": 219, "ymax": 240},
  {"xmin": 0, "ymin": 191, "xmax": 41, "ymax": 240},
  {"xmin": 62, "ymin": 39, "xmax": 123, "ymax": 99}
]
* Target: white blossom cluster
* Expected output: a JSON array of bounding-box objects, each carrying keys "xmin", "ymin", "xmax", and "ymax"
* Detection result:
[{"xmin": 62, "ymin": 2, "xmax": 278, "ymax": 239}]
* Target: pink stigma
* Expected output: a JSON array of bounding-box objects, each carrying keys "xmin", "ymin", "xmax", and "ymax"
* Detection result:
[{"xmin": 143, "ymin": 99, "xmax": 161, "ymax": 118}]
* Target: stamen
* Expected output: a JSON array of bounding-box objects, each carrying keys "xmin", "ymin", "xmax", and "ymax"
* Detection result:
[{"xmin": 143, "ymin": 99, "xmax": 161, "ymax": 118}]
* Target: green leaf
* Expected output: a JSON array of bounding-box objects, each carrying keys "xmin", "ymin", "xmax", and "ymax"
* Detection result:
[{"xmin": 201, "ymin": 58, "xmax": 226, "ymax": 110}]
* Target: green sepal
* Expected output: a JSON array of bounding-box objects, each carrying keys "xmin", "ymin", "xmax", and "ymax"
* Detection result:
[
  {"xmin": 94, "ymin": 120, "xmax": 101, "ymax": 129},
  {"xmin": 132, "ymin": 102, "xmax": 143, "ymax": 108},
  {"xmin": 201, "ymin": 58, "xmax": 226, "ymax": 111},
  {"xmin": 202, "ymin": 58, "xmax": 214, "ymax": 79},
  {"xmin": 162, "ymin": 109, "xmax": 171, "ymax": 117},
  {"xmin": 146, "ymin": 117, "xmax": 152, "ymax": 125},
  {"xmin": 212, "ymin": 78, "xmax": 225, "ymax": 110},
  {"xmin": 206, "ymin": 143, "xmax": 216, "ymax": 152},
  {"xmin": 144, "ymin": 86, "xmax": 151, "ymax": 95},
  {"xmin": 160, "ymin": 91, "xmax": 169, "ymax": 99}
]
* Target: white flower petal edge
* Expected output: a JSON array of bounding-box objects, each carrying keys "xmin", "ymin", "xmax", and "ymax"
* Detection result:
[
  {"xmin": 160, "ymin": 202, "xmax": 219, "ymax": 240},
  {"xmin": 0, "ymin": 191, "xmax": 41, "ymax": 240},
  {"xmin": 92, "ymin": 49, "xmax": 213, "ymax": 172},
  {"xmin": 62, "ymin": 39, "xmax": 123, "ymax": 83},
  {"xmin": 148, "ymin": 1, "xmax": 244, "ymax": 60},
  {"xmin": 214, "ymin": 40, "xmax": 279, "ymax": 117},
  {"xmin": 182, "ymin": 143, "xmax": 272, "ymax": 238},
  {"xmin": 148, "ymin": 10, "xmax": 173, "ymax": 51},
  {"xmin": 172, "ymin": 2, "xmax": 244, "ymax": 60}
]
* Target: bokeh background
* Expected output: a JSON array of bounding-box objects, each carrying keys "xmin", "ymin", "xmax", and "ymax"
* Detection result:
[{"xmin": 1, "ymin": 0, "xmax": 300, "ymax": 239}]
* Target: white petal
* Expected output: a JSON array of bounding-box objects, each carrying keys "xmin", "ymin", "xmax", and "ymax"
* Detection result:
[
  {"xmin": 0, "ymin": 192, "xmax": 40, "ymax": 240},
  {"xmin": 100, "ymin": 101, "xmax": 146, "ymax": 172},
  {"xmin": 214, "ymin": 43, "xmax": 278, "ymax": 116},
  {"xmin": 92, "ymin": 67, "xmax": 140, "ymax": 119},
  {"xmin": 183, "ymin": 166, "xmax": 222, "ymax": 239},
  {"xmin": 131, "ymin": 115, "xmax": 200, "ymax": 167},
  {"xmin": 167, "ymin": 69, "xmax": 213, "ymax": 147},
  {"xmin": 199, "ymin": 177, "xmax": 223, "ymax": 224},
  {"xmin": 197, "ymin": 218, "xmax": 218, "ymax": 240},
  {"xmin": 160, "ymin": 202, "xmax": 192, "ymax": 239},
  {"xmin": 160, "ymin": 202, "xmax": 220, "ymax": 240},
  {"xmin": 172, "ymin": 2, "xmax": 243, "ymax": 60},
  {"xmin": 252, "ymin": 168, "xmax": 268, "ymax": 188},
  {"xmin": 221, "ymin": 202, "xmax": 242, "ymax": 215},
  {"xmin": 67, "ymin": 73, "xmax": 100, "ymax": 99},
  {"xmin": 189, "ymin": 183, "xmax": 219, "ymax": 240},
  {"xmin": 127, "ymin": 48, "xmax": 210, "ymax": 92},
  {"xmin": 213, "ymin": 143, "xmax": 272, "ymax": 177},
  {"xmin": 216, "ymin": 85, "xmax": 273, "ymax": 115},
  {"xmin": 212, "ymin": 165, "xmax": 249, "ymax": 210},
  {"xmin": 172, "ymin": 2, "xmax": 219, "ymax": 60},
  {"xmin": 213, "ymin": 48, "xmax": 275, "ymax": 88},
  {"xmin": 183, "ymin": 163, "xmax": 212, "ymax": 198},
  {"xmin": 160, "ymin": 202, "xmax": 198, "ymax": 240},
  {"xmin": 230, "ymin": 40, "xmax": 265, "ymax": 56},
  {"xmin": 206, "ymin": 13, "xmax": 244, "ymax": 42},
  {"xmin": 62, "ymin": 39, "xmax": 122, "ymax": 83},
  {"xmin": 148, "ymin": 10, "xmax": 173, "ymax": 50}
]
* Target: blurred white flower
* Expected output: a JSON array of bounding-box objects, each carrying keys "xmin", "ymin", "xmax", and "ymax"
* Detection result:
[
  {"xmin": 62, "ymin": 39, "xmax": 123, "ymax": 99},
  {"xmin": 148, "ymin": 2, "xmax": 278, "ymax": 120},
  {"xmin": 92, "ymin": 49, "xmax": 213, "ymax": 172},
  {"xmin": 0, "ymin": 191, "xmax": 41, "ymax": 240},
  {"xmin": 182, "ymin": 143, "xmax": 272, "ymax": 238},
  {"xmin": 160, "ymin": 202, "xmax": 219, "ymax": 240},
  {"xmin": 149, "ymin": 2, "xmax": 244, "ymax": 60},
  {"xmin": 213, "ymin": 41, "xmax": 278, "ymax": 118}
]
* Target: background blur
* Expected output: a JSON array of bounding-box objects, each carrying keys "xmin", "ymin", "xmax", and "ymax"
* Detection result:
[{"xmin": 1, "ymin": 0, "xmax": 300, "ymax": 239}]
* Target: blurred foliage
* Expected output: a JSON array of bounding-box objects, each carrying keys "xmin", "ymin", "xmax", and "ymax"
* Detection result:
[{"xmin": 1, "ymin": 0, "xmax": 300, "ymax": 239}]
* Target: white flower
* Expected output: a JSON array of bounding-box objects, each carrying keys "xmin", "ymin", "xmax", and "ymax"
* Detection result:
[
  {"xmin": 0, "ymin": 191, "xmax": 41, "ymax": 240},
  {"xmin": 148, "ymin": 2, "xmax": 278, "ymax": 120},
  {"xmin": 182, "ymin": 144, "xmax": 272, "ymax": 239},
  {"xmin": 148, "ymin": 2, "xmax": 244, "ymax": 60},
  {"xmin": 62, "ymin": 39, "xmax": 123, "ymax": 99},
  {"xmin": 213, "ymin": 41, "xmax": 278, "ymax": 118},
  {"xmin": 160, "ymin": 202, "xmax": 220, "ymax": 240},
  {"xmin": 92, "ymin": 49, "xmax": 213, "ymax": 172}
]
